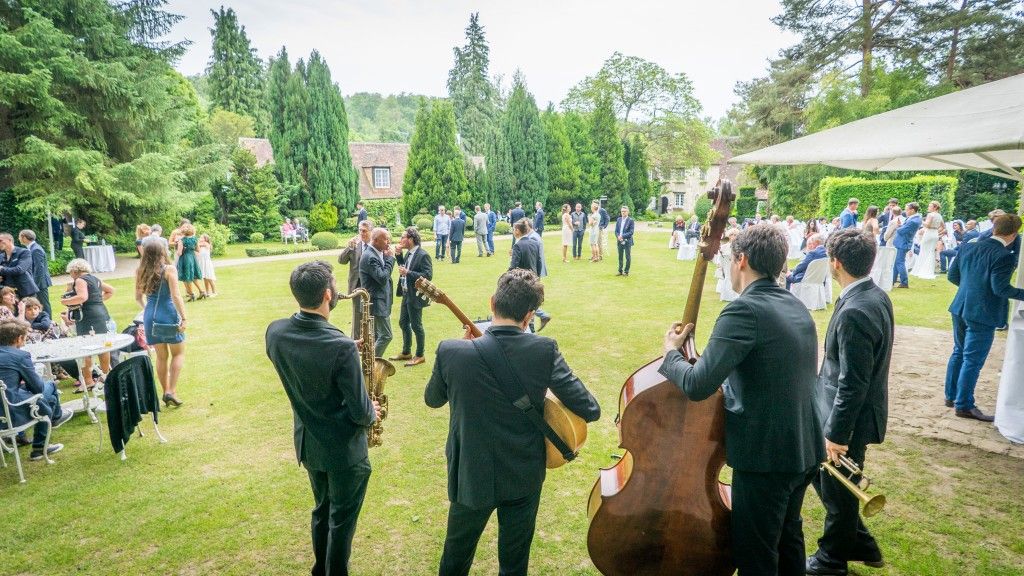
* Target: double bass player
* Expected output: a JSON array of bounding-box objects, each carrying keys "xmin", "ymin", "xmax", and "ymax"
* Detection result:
[{"xmin": 660, "ymin": 224, "xmax": 825, "ymax": 576}]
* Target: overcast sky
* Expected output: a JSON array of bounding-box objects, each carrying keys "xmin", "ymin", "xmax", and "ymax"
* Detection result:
[{"xmin": 165, "ymin": 0, "xmax": 796, "ymax": 120}]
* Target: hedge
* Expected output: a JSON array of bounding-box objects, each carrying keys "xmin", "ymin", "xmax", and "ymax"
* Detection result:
[
  {"xmin": 310, "ymin": 231, "xmax": 340, "ymax": 250},
  {"xmin": 363, "ymin": 199, "xmax": 400, "ymax": 228},
  {"xmin": 734, "ymin": 186, "xmax": 759, "ymax": 219},
  {"xmin": 245, "ymin": 246, "xmax": 319, "ymax": 258},
  {"xmin": 818, "ymin": 175, "xmax": 957, "ymax": 220},
  {"xmin": 248, "ymin": 232, "xmax": 264, "ymax": 244}
]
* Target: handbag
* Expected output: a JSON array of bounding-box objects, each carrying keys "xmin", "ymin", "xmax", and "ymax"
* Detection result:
[
  {"xmin": 62, "ymin": 289, "xmax": 84, "ymax": 322},
  {"xmin": 150, "ymin": 268, "xmax": 180, "ymax": 339}
]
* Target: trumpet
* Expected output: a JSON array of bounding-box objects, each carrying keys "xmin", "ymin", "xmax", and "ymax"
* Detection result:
[{"xmin": 821, "ymin": 454, "xmax": 886, "ymax": 517}]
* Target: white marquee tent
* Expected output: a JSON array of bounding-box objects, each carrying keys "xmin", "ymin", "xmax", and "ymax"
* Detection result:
[{"xmin": 731, "ymin": 72, "xmax": 1024, "ymax": 443}]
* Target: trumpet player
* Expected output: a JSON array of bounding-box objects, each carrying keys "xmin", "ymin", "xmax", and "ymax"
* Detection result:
[
  {"xmin": 808, "ymin": 229, "xmax": 893, "ymax": 576},
  {"xmin": 265, "ymin": 261, "xmax": 382, "ymax": 576}
]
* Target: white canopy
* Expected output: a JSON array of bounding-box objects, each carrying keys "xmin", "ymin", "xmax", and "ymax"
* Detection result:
[{"xmin": 731, "ymin": 72, "xmax": 1024, "ymax": 183}]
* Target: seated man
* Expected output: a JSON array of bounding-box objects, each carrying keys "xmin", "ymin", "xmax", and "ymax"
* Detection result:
[
  {"xmin": 0, "ymin": 319, "xmax": 72, "ymax": 459},
  {"xmin": 786, "ymin": 233, "xmax": 827, "ymax": 289}
]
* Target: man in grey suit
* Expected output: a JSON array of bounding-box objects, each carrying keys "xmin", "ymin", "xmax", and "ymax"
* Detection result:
[
  {"xmin": 266, "ymin": 261, "xmax": 381, "ymax": 576},
  {"xmin": 358, "ymin": 228, "xmax": 395, "ymax": 357},
  {"xmin": 807, "ymin": 229, "xmax": 892, "ymax": 576},
  {"xmin": 19, "ymin": 230, "xmax": 52, "ymax": 316},
  {"xmin": 425, "ymin": 269, "xmax": 600, "ymax": 575},
  {"xmin": 660, "ymin": 224, "xmax": 824, "ymax": 576},
  {"xmin": 338, "ymin": 221, "xmax": 372, "ymax": 338},
  {"xmin": 473, "ymin": 205, "xmax": 489, "ymax": 257}
]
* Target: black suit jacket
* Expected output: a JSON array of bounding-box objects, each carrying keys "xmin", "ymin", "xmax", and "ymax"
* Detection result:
[
  {"xmin": 0, "ymin": 247, "xmax": 39, "ymax": 296},
  {"xmin": 26, "ymin": 243, "xmax": 51, "ymax": 290},
  {"xmin": 509, "ymin": 235, "xmax": 542, "ymax": 277},
  {"xmin": 534, "ymin": 209, "xmax": 545, "ymax": 233},
  {"xmin": 396, "ymin": 247, "xmax": 432, "ymax": 309},
  {"xmin": 449, "ymin": 218, "xmax": 466, "ymax": 242},
  {"xmin": 358, "ymin": 247, "xmax": 395, "ymax": 317},
  {"xmin": 425, "ymin": 326, "xmax": 601, "ymax": 508},
  {"xmin": 659, "ymin": 278, "xmax": 824, "ymax": 473},
  {"xmin": 510, "ymin": 207, "xmax": 526, "ymax": 225},
  {"xmin": 265, "ymin": 312, "xmax": 376, "ymax": 471},
  {"xmin": 817, "ymin": 280, "xmax": 892, "ymax": 447}
]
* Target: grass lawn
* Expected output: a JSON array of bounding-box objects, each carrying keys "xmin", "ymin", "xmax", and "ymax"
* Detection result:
[{"xmin": 6, "ymin": 234, "xmax": 1023, "ymax": 575}]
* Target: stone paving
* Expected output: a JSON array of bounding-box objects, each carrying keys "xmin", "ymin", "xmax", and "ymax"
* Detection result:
[{"xmin": 887, "ymin": 325, "xmax": 1024, "ymax": 459}]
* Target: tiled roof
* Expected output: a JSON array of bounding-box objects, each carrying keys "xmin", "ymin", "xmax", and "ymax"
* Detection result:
[
  {"xmin": 238, "ymin": 137, "xmax": 274, "ymax": 167},
  {"xmin": 349, "ymin": 142, "xmax": 410, "ymax": 200}
]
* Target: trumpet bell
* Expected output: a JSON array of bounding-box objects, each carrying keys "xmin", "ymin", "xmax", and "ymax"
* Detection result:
[{"xmin": 862, "ymin": 493, "xmax": 886, "ymax": 518}]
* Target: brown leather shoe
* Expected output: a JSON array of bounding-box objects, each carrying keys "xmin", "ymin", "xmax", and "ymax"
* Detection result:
[
  {"xmin": 955, "ymin": 407, "xmax": 995, "ymax": 422},
  {"xmin": 405, "ymin": 356, "xmax": 426, "ymax": 367},
  {"xmin": 389, "ymin": 353, "xmax": 413, "ymax": 361}
]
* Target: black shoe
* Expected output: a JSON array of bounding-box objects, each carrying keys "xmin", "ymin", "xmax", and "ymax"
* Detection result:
[
  {"xmin": 955, "ymin": 407, "xmax": 994, "ymax": 422},
  {"xmin": 945, "ymin": 399, "xmax": 954, "ymax": 408},
  {"xmin": 15, "ymin": 435, "xmax": 32, "ymax": 447},
  {"xmin": 806, "ymin": 555, "xmax": 848, "ymax": 576},
  {"xmin": 29, "ymin": 443, "xmax": 64, "ymax": 461}
]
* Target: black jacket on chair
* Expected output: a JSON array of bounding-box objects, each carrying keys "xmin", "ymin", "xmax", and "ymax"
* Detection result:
[
  {"xmin": 659, "ymin": 278, "xmax": 825, "ymax": 473},
  {"xmin": 358, "ymin": 247, "xmax": 395, "ymax": 318},
  {"xmin": 396, "ymin": 247, "xmax": 432, "ymax": 309},
  {"xmin": 425, "ymin": 326, "xmax": 601, "ymax": 509},
  {"xmin": 816, "ymin": 280, "xmax": 893, "ymax": 447},
  {"xmin": 266, "ymin": 311, "xmax": 376, "ymax": 471},
  {"xmin": 104, "ymin": 355, "xmax": 160, "ymax": 453}
]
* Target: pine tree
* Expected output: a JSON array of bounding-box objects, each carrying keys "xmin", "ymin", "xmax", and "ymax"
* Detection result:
[
  {"xmin": 563, "ymin": 110, "xmax": 601, "ymax": 203},
  {"xmin": 624, "ymin": 135, "xmax": 652, "ymax": 213},
  {"xmin": 590, "ymin": 97, "xmax": 629, "ymax": 211},
  {"xmin": 279, "ymin": 58, "xmax": 311, "ymax": 207},
  {"xmin": 305, "ymin": 51, "xmax": 358, "ymax": 213},
  {"xmin": 541, "ymin": 107, "xmax": 580, "ymax": 215},
  {"xmin": 486, "ymin": 124, "xmax": 516, "ymax": 210},
  {"xmin": 206, "ymin": 7, "xmax": 267, "ymax": 133},
  {"xmin": 501, "ymin": 74, "xmax": 548, "ymax": 209},
  {"xmin": 447, "ymin": 13, "xmax": 497, "ymax": 155},
  {"xmin": 401, "ymin": 101, "xmax": 470, "ymax": 222}
]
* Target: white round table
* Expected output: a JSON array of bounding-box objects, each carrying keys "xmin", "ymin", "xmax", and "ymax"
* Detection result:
[
  {"xmin": 24, "ymin": 333, "xmax": 135, "ymax": 422},
  {"xmin": 83, "ymin": 245, "xmax": 116, "ymax": 273}
]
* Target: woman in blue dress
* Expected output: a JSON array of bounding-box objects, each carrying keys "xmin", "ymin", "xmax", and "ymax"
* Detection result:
[{"xmin": 135, "ymin": 241, "xmax": 188, "ymax": 407}]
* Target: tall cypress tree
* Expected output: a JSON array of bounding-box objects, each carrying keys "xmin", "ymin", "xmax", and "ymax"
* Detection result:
[
  {"xmin": 206, "ymin": 7, "xmax": 267, "ymax": 133},
  {"xmin": 486, "ymin": 123, "xmax": 515, "ymax": 210},
  {"xmin": 590, "ymin": 96, "xmax": 629, "ymax": 211},
  {"xmin": 279, "ymin": 58, "xmax": 310, "ymax": 208},
  {"xmin": 265, "ymin": 46, "xmax": 290, "ymax": 165},
  {"xmin": 502, "ymin": 74, "xmax": 548, "ymax": 208},
  {"xmin": 305, "ymin": 51, "xmax": 358, "ymax": 212},
  {"xmin": 624, "ymin": 134, "xmax": 652, "ymax": 212},
  {"xmin": 541, "ymin": 107, "xmax": 580, "ymax": 214},
  {"xmin": 402, "ymin": 100, "xmax": 470, "ymax": 222},
  {"xmin": 447, "ymin": 13, "xmax": 496, "ymax": 155},
  {"xmin": 563, "ymin": 110, "xmax": 601, "ymax": 203}
]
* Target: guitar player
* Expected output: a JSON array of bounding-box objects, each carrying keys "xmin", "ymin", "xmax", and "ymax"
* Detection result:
[{"xmin": 424, "ymin": 269, "xmax": 601, "ymax": 576}]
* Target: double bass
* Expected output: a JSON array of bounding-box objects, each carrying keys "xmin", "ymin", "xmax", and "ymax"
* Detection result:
[{"xmin": 586, "ymin": 181, "xmax": 736, "ymax": 575}]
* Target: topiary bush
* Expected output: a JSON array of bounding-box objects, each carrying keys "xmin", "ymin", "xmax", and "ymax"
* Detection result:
[
  {"xmin": 309, "ymin": 200, "xmax": 339, "ymax": 233},
  {"xmin": 495, "ymin": 220, "xmax": 511, "ymax": 235},
  {"xmin": 693, "ymin": 197, "xmax": 713, "ymax": 220},
  {"xmin": 197, "ymin": 221, "xmax": 231, "ymax": 256},
  {"xmin": 249, "ymin": 232, "xmax": 265, "ymax": 244},
  {"xmin": 415, "ymin": 215, "xmax": 433, "ymax": 231},
  {"xmin": 310, "ymin": 231, "xmax": 340, "ymax": 250}
]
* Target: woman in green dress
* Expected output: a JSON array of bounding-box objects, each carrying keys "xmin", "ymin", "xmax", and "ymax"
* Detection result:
[{"xmin": 175, "ymin": 223, "xmax": 205, "ymax": 301}]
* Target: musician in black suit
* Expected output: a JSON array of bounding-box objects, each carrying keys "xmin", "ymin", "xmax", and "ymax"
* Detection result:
[
  {"xmin": 338, "ymin": 220, "xmax": 371, "ymax": 338},
  {"xmin": 509, "ymin": 219, "xmax": 542, "ymax": 277},
  {"xmin": 358, "ymin": 228, "xmax": 395, "ymax": 357},
  {"xmin": 660, "ymin": 224, "xmax": 824, "ymax": 576},
  {"xmin": 806, "ymin": 229, "xmax": 892, "ymax": 576},
  {"xmin": 265, "ymin": 260, "xmax": 381, "ymax": 576},
  {"xmin": 425, "ymin": 269, "xmax": 601, "ymax": 576},
  {"xmin": 391, "ymin": 227, "xmax": 432, "ymax": 367}
]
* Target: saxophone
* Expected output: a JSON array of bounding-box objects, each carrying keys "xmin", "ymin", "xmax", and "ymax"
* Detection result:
[{"xmin": 340, "ymin": 288, "xmax": 395, "ymax": 447}]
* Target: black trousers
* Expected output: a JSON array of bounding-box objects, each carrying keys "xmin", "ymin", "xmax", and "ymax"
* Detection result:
[
  {"xmin": 306, "ymin": 457, "xmax": 372, "ymax": 576},
  {"xmin": 54, "ymin": 233, "xmax": 63, "ymax": 252},
  {"xmin": 37, "ymin": 286, "xmax": 51, "ymax": 317},
  {"xmin": 439, "ymin": 491, "xmax": 542, "ymax": 576},
  {"xmin": 399, "ymin": 299, "xmax": 425, "ymax": 357},
  {"xmin": 731, "ymin": 466, "xmax": 818, "ymax": 576},
  {"xmin": 450, "ymin": 241, "xmax": 463, "ymax": 263},
  {"xmin": 572, "ymin": 230, "xmax": 585, "ymax": 258},
  {"xmin": 811, "ymin": 443, "xmax": 879, "ymax": 566},
  {"xmin": 71, "ymin": 242, "xmax": 84, "ymax": 259},
  {"xmin": 617, "ymin": 242, "xmax": 632, "ymax": 274}
]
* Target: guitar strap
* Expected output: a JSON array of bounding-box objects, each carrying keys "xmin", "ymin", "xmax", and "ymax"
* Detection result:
[{"xmin": 471, "ymin": 334, "xmax": 577, "ymax": 463}]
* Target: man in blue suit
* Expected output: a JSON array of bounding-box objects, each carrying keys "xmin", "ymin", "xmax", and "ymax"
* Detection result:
[
  {"xmin": 978, "ymin": 210, "xmax": 1021, "ymax": 330},
  {"xmin": 19, "ymin": 230, "xmax": 52, "ymax": 316},
  {"xmin": 891, "ymin": 203, "xmax": 922, "ymax": 288},
  {"xmin": 786, "ymin": 234, "xmax": 826, "ymax": 289},
  {"xmin": 839, "ymin": 198, "xmax": 859, "ymax": 229},
  {"xmin": 484, "ymin": 203, "xmax": 497, "ymax": 256},
  {"xmin": 533, "ymin": 202, "xmax": 545, "ymax": 235},
  {"xmin": 945, "ymin": 214, "xmax": 1024, "ymax": 421},
  {"xmin": 0, "ymin": 233, "xmax": 39, "ymax": 300},
  {"xmin": 615, "ymin": 206, "xmax": 635, "ymax": 276}
]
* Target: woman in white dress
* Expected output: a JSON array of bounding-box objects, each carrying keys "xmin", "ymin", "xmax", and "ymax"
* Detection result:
[
  {"xmin": 872, "ymin": 207, "xmax": 902, "ymax": 291},
  {"xmin": 910, "ymin": 201, "xmax": 944, "ymax": 279},
  {"xmin": 197, "ymin": 234, "xmax": 218, "ymax": 297},
  {"xmin": 560, "ymin": 204, "xmax": 572, "ymax": 263},
  {"xmin": 718, "ymin": 229, "xmax": 739, "ymax": 302}
]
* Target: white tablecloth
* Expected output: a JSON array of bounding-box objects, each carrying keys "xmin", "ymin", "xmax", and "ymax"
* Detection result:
[
  {"xmin": 995, "ymin": 304, "xmax": 1024, "ymax": 443},
  {"xmin": 84, "ymin": 245, "xmax": 116, "ymax": 273},
  {"xmin": 24, "ymin": 333, "xmax": 134, "ymax": 364}
]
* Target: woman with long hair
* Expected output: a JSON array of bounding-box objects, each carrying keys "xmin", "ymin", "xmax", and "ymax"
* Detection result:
[
  {"xmin": 0, "ymin": 286, "xmax": 16, "ymax": 320},
  {"xmin": 863, "ymin": 205, "xmax": 880, "ymax": 238},
  {"xmin": 61, "ymin": 258, "xmax": 114, "ymax": 392},
  {"xmin": 560, "ymin": 204, "xmax": 572, "ymax": 263},
  {"xmin": 135, "ymin": 241, "xmax": 188, "ymax": 407},
  {"xmin": 135, "ymin": 223, "xmax": 151, "ymax": 257}
]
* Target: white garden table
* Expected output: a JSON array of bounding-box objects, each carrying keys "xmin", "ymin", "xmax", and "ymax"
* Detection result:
[{"xmin": 83, "ymin": 245, "xmax": 116, "ymax": 273}]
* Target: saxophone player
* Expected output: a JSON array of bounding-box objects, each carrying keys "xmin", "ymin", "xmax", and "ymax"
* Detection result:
[{"xmin": 266, "ymin": 260, "xmax": 382, "ymax": 576}]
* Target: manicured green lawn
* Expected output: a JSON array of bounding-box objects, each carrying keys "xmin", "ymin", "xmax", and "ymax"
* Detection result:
[{"xmin": 5, "ymin": 234, "xmax": 1022, "ymax": 575}]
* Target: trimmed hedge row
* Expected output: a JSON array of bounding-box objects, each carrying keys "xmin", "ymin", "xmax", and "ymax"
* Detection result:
[
  {"xmin": 818, "ymin": 175, "xmax": 957, "ymax": 220},
  {"xmin": 734, "ymin": 186, "xmax": 759, "ymax": 219},
  {"xmin": 245, "ymin": 246, "xmax": 319, "ymax": 258}
]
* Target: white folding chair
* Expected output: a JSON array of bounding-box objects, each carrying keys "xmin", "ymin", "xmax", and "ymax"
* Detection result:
[
  {"xmin": 790, "ymin": 258, "xmax": 829, "ymax": 310},
  {"xmin": 0, "ymin": 380, "xmax": 54, "ymax": 483},
  {"xmin": 677, "ymin": 239, "xmax": 696, "ymax": 261}
]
